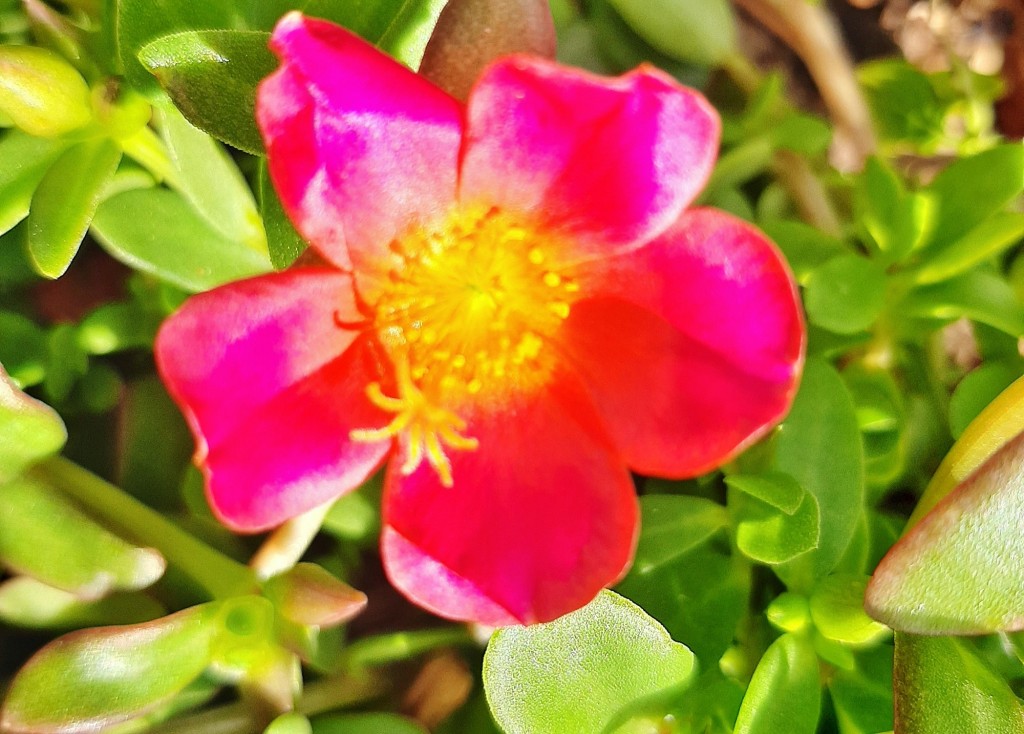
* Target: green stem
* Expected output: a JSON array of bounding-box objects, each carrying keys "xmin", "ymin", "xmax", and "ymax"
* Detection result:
[
  {"xmin": 144, "ymin": 671, "xmax": 387, "ymax": 734},
  {"xmin": 341, "ymin": 626, "xmax": 477, "ymax": 670},
  {"xmin": 118, "ymin": 124, "xmax": 180, "ymax": 186},
  {"xmin": 32, "ymin": 457, "xmax": 257, "ymax": 600}
]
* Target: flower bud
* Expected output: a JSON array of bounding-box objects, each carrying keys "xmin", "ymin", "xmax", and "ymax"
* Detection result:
[{"xmin": 0, "ymin": 45, "xmax": 92, "ymax": 137}]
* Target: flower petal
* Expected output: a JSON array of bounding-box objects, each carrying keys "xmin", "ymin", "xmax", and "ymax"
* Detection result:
[
  {"xmin": 155, "ymin": 269, "xmax": 389, "ymax": 531},
  {"xmin": 381, "ymin": 375, "xmax": 638, "ymax": 626},
  {"xmin": 460, "ymin": 57, "xmax": 719, "ymax": 258},
  {"xmin": 257, "ymin": 12, "xmax": 463, "ymax": 273},
  {"xmin": 564, "ymin": 208, "xmax": 805, "ymax": 477}
]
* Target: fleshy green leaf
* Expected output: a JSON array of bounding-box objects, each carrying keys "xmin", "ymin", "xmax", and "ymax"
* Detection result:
[
  {"xmin": 0, "ymin": 130, "xmax": 67, "ymax": 237},
  {"xmin": 375, "ymin": 0, "xmax": 449, "ymax": 69},
  {"xmin": 484, "ymin": 590, "xmax": 695, "ymax": 734},
  {"xmin": 0, "ymin": 576, "xmax": 165, "ymax": 629},
  {"xmin": 804, "ymin": 254, "xmax": 888, "ymax": 334},
  {"xmin": 949, "ymin": 363, "xmax": 1021, "ymax": 440},
  {"xmin": 855, "ymin": 156, "xmax": 932, "ymax": 262},
  {"xmin": 733, "ymin": 486, "xmax": 820, "ymax": 565},
  {"xmin": 809, "ymin": 575, "xmax": 888, "ymax": 645},
  {"xmin": 922, "ymin": 143, "xmax": 1024, "ymax": 253},
  {"xmin": 0, "ymin": 477, "xmax": 165, "ymax": 599},
  {"xmin": 26, "ymin": 138, "xmax": 123, "ymax": 278},
  {"xmin": 733, "ymin": 634, "xmax": 821, "ymax": 734},
  {"xmin": 258, "ymin": 159, "xmax": 306, "ymax": 269},
  {"xmin": 312, "ymin": 713, "xmax": 427, "ymax": 734},
  {"xmin": 902, "ymin": 269, "xmax": 1024, "ymax": 337},
  {"xmin": 827, "ymin": 646, "xmax": 894, "ymax": 734},
  {"xmin": 866, "ymin": 430, "xmax": 1024, "ymax": 634},
  {"xmin": 893, "ymin": 633, "xmax": 1024, "ymax": 733},
  {"xmin": 627, "ymin": 495, "xmax": 728, "ymax": 576},
  {"xmin": 115, "ymin": 0, "xmax": 241, "ymax": 95},
  {"xmin": 267, "ymin": 713, "xmax": 313, "ymax": 734},
  {"xmin": 915, "ymin": 212, "xmax": 1024, "ymax": 285},
  {"xmin": 91, "ymin": 188, "xmax": 272, "ymax": 292},
  {"xmin": 725, "ymin": 471, "xmax": 804, "ymax": 515},
  {"xmin": 605, "ymin": 0, "xmax": 734, "ymax": 66},
  {"xmin": 157, "ymin": 104, "xmax": 266, "ymax": 252},
  {"xmin": 858, "ymin": 59, "xmax": 946, "ymax": 146},
  {"xmin": 774, "ymin": 359, "xmax": 865, "ymax": 589},
  {"xmin": 139, "ymin": 30, "xmax": 277, "ymax": 154},
  {"xmin": 263, "ymin": 563, "xmax": 367, "ymax": 628},
  {"xmin": 759, "ymin": 219, "xmax": 846, "ymax": 283},
  {"xmin": 0, "ymin": 362, "xmax": 65, "ymax": 481},
  {"xmin": 0, "ymin": 606, "xmax": 217, "ymax": 733}
]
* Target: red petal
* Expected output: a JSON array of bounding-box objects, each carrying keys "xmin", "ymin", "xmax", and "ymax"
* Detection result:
[
  {"xmin": 381, "ymin": 374, "xmax": 638, "ymax": 625},
  {"xmin": 565, "ymin": 208, "xmax": 805, "ymax": 476},
  {"xmin": 257, "ymin": 13, "xmax": 462, "ymax": 275},
  {"xmin": 460, "ymin": 57, "xmax": 719, "ymax": 258},
  {"xmin": 155, "ymin": 269, "xmax": 389, "ymax": 531}
]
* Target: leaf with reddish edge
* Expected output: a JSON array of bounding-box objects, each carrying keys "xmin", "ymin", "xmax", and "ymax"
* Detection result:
[
  {"xmin": 866, "ymin": 430, "xmax": 1024, "ymax": 634},
  {"xmin": 0, "ymin": 606, "xmax": 216, "ymax": 734},
  {"xmin": 893, "ymin": 633, "xmax": 1024, "ymax": 734},
  {"xmin": 0, "ymin": 361, "xmax": 66, "ymax": 482},
  {"xmin": 262, "ymin": 563, "xmax": 367, "ymax": 628}
]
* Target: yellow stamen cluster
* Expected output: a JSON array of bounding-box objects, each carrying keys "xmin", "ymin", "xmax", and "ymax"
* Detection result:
[{"xmin": 349, "ymin": 206, "xmax": 580, "ymax": 484}]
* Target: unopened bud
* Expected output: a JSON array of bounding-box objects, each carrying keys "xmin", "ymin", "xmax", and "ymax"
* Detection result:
[{"xmin": 0, "ymin": 45, "xmax": 92, "ymax": 137}]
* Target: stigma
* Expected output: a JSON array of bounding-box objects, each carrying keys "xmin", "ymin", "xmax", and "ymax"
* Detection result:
[{"xmin": 349, "ymin": 206, "xmax": 581, "ymax": 484}]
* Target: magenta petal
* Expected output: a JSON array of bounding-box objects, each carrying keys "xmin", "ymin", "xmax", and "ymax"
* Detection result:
[
  {"xmin": 257, "ymin": 12, "xmax": 463, "ymax": 273},
  {"xmin": 155, "ymin": 269, "xmax": 390, "ymax": 531},
  {"xmin": 381, "ymin": 376, "xmax": 638, "ymax": 626},
  {"xmin": 566, "ymin": 208, "xmax": 805, "ymax": 476},
  {"xmin": 460, "ymin": 57, "xmax": 719, "ymax": 258}
]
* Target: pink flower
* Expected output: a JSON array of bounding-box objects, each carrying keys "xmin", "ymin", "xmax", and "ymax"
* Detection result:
[{"xmin": 156, "ymin": 12, "xmax": 805, "ymax": 626}]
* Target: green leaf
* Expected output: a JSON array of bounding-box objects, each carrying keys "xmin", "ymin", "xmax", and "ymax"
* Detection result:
[
  {"xmin": 0, "ymin": 477, "xmax": 165, "ymax": 599},
  {"xmin": 923, "ymin": 143, "xmax": 1024, "ymax": 253},
  {"xmin": 866, "ymin": 430, "xmax": 1024, "ymax": 634},
  {"xmin": 827, "ymin": 646, "xmax": 894, "ymax": 734},
  {"xmin": 115, "ymin": 0, "xmax": 242, "ymax": 95},
  {"xmin": 0, "ymin": 130, "xmax": 67, "ymax": 237},
  {"xmin": 0, "ymin": 576, "xmax": 165, "ymax": 629},
  {"xmin": 43, "ymin": 323, "xmax": 88, "ymax": 403},
  {"xmin": 375, "ymin": 0, "xmax": 449, "ymax": 69},
  {"xmin": 809, "ymin": 575, "xmax": 888, "ymax": 646},
  {"xmin": 628, "ymin": 495, "xmax": 728, "ymax": 576},
  {"xmin": 774, "ymin": 359, "xmax": 865, "ymax": 589},
  {"xmin": 484, "ymin": 590, "xmax": 695, "ymax": 734},
  {"xmin": 26, "ymin": 138, "xmax": 123, "ymax": 278},
  {"xmin": 78, "ymin": 302, "xmax": 160, "ymax": 355},
  {"xmin": 0, "ymin": 605, "xmax": 217, "ymax": 733},
  {"xmin": 0, "ymin": 362, "xmax": 65, "ymax": 481},
  {"xmin": 259, "ymin": 159, "xmax": 306, "ymax": 269},
  {"xmin": 915, "ymin": 211, "xmax": 1024, "ymax": 285},
  {"xmin": 157, "ymin": 104, "xmax": 267, "ymax": 253},
  {"xmin": 732, "ymin": 485, "xmax": 820, "ymax": 565},
  {"xmin": 949, "ymin": 363, "xmax": 1021, "ymax": 440},
  {"xmin": 858, "ymin": 59, "xmax": 946, "ymax": 146},
  {"xmin": 0, "ymin": 310, "xmax": 47, "ymax": 388},
  {"xmin": 313, "ymin": 714, "xmax": 427, "ymax": 734},
  {"xmin": 855, "ymin": 156, "xmax": 933, "ymax": 262},
  {"xmin": 759, "ymin": 219, "xmax": 847, "ymax": 284},
  {"xmin": 902, "ymin": 269, "xmax": 1024, "ymax": 337},
  {"xmin": 91, "ymin": 188, "xmax": 272, "ymax": 292},
  {"xmin": 893, "ymin": 633, "xmax": 1024, "ymax": 733},
  {"xmin": 139, "ymin": 30, "xmax": 277, "ymax": 154},
  {"xmin": 725, "ymin": 471, "xmax": 804, "ymax": 514},
  {"xmin": 267, "ymin": 713, "xmax": 313, "ymax": 734},
  {"xmin": 733, "ymin": 634, "xmax": 821, "ymax": 734},
  {"xmin": 263, "ymin": 563, "xmax": 366, "ymax": 628},
  {"xmin": 804, "ymin": 254, "xmax": 888, "ymax": 334},
  {"xmin": 773, "ymin": 113, "xmax": 831, "ymax": 156},
  {"xmin": 604, "ymin": 0, "xmax": 734, "ymax": 66}
]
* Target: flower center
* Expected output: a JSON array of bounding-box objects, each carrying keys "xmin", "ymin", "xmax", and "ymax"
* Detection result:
[{"xmin": 350, "ymin": 206, "xmax": 580, "ymax": 485}]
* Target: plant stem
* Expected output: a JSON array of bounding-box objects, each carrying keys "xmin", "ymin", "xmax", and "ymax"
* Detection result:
[
  {"xmin": 144, "ymin": 671, "xmax": 387, "ymax": 734},
  {"xmin": 342, "ymin": 627, "xmax": 477, "ymax": 669},
  {"xmin": 31, "ymin": 457, "xmax": 258, "ymax": 600},
  {"xmin": 250, "ymin": 501, "xmax": 334, "ymax": 581}
]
